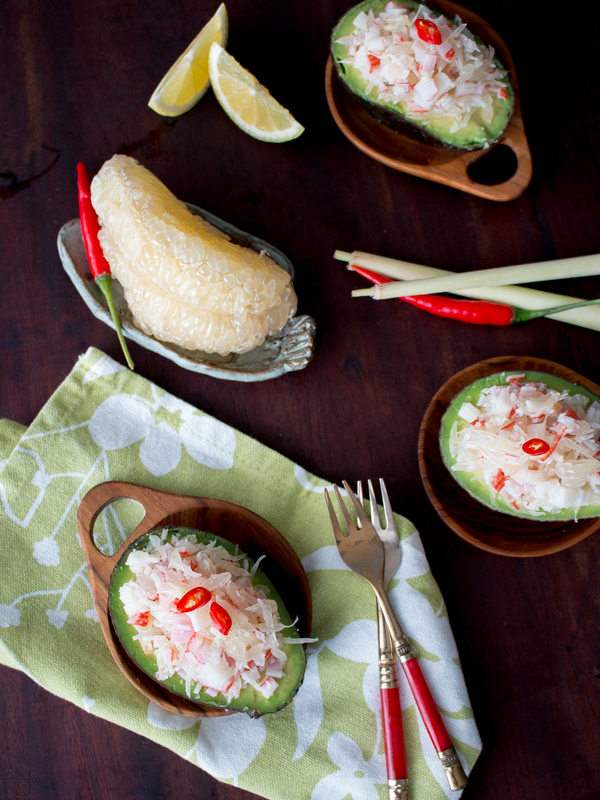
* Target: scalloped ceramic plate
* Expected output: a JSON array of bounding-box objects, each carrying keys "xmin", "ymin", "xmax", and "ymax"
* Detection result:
[{"xmin": 57, "ymin": 203, "xmax": 316, "ymax": 382}]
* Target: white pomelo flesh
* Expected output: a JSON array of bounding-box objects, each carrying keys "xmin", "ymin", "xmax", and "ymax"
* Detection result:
[{"xmin": 91, "ymin": 155, "xmax": 297, "ymax": 355}]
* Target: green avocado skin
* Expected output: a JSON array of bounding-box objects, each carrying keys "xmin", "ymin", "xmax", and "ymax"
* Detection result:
[
  {"xmin": 109, "ymin": 527, "xmax": 307, "ymax": 717},
  {"xmin": 439, "ymin": 371, "xmax": 600, "ymax": 522},
  {"xmin": 331, "ymin": 0, "xmax": 514, "ymax": 151}
]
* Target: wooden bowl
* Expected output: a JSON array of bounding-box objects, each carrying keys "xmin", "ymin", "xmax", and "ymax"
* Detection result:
[
  {"xmin": 78, "ymin": 481, "xmax": 312, "ymax": 716},
  {"xmin": 418, "ymin": 356, "xmax": 600, "ymax": 557},
  {"xmin": 325, "ymin": 0, "xmax": 532, "ymax": 201}
]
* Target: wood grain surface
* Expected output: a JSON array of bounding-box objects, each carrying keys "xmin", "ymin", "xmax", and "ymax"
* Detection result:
[{"xmin": 1, "ymin": 0, "xmax": 600, "ymax": 799}]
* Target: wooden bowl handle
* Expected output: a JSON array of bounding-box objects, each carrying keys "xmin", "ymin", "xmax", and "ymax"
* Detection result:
[
  {"xmin": 452, "ymin": 114, "xmax": 533, "ymax": 202},
  {"xmin": 78, "ymin": 480, "xmax": 168, "ymax": 561},
  {"xmin": 77, "ymin": 480, "xmax": 180, "ymax": 611}
]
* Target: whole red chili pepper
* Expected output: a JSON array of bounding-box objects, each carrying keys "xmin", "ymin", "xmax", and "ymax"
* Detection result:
[
  {"xmin": 77, "ymin": 162, "xmax": 135, "ymax": 369},
  {"xmin": 350, "ymin": 264, "xmax": 600, "ymax": 325}
]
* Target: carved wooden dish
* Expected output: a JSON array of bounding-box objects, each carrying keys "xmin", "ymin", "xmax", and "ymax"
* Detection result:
[
  {"xmin": 78, "ymin": 481, "xmax": 312, "ymax": 716},
  {"xmin": 418, "ymin": 356, "xmax": 600, "ymax": 557},
  {"xmin": 325, "ymin": 0, "xmax": 532, "ymax": 201}
]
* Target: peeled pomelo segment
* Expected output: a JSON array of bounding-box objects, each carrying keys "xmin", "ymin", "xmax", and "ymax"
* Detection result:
[{"xmin": 91, "ymin": 154, "xmax": 297, "ymax": 355}]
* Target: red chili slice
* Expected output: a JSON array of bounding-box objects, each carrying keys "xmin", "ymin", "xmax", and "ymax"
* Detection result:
[
  {"xmin": 175, "ymin": 587, "xmax": 211, "ymax": 613},
  {"xmin": 415, "ymin": 18, "xmax": 442, "ymax": 45},
  {"xmin": 522, "ymin": 438, "xmax": 550, "ymax": 456},
  {"xmin": 210, "ymin": 602, "xmax": 232, "ymax": 636}
]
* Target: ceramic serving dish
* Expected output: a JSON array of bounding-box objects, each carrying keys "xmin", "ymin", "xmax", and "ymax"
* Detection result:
[
  {"xmin": 325, "ymin": 0, "xmax": 532, "ymax": 201},
  {"xmin": 418, "ymin": 356, "xmax": 600, "ymax": 557},
  {"xmin": 57, "ymin": 204, "xmax": 316, "ymax": 381},
  {"xmin": 78, "ymin": 481, "xmax": 312, "ymax": 717}
]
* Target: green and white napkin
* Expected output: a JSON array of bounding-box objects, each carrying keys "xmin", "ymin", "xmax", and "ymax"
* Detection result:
[{"xmin": 0, "ymin": 348, "xmax": 480, "ymax": 799}]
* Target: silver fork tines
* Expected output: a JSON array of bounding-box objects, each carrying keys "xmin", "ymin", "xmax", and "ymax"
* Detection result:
[
  {"xmin": 358, "ymin": 480, "xmax": 402, "ymax": 588},
  {"xmin": 324, "ymin": 481, "xmax": 385, "ymax": 585},
  {"xmin": 370, "ymin": 478, "xmax": 394, "ymax": 530}
]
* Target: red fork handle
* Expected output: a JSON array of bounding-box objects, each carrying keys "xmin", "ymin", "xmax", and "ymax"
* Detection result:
[
  {"xmin": 401, "ymin": 657, "xmax": 468, "ymax": 791},
  {"xmin": 381, "ymin": 686, "xmax": 407, "ymax": 780},
  {"xmin": 402, "ymin": 657, "xmax": 451, "ymax": 751}
]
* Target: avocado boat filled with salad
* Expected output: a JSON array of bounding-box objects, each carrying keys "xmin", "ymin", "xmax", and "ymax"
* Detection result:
[
  {"xmin": 440, "ymin": 372, "xmax": 600, "ymax": 521},
  {"xmin": 331, "ymin": 0, "xmax": 514, "ymax": 150},
  {"xmin": 109, "ymin": 526, "xmax": 309, "ymax": 717}
]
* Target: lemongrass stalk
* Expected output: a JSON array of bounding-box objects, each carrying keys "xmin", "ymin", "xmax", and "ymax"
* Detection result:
[
  {"xmin": 353, "ymin": 253, "xmax": 600, "ymax": 299},
  {"xmin": 337, "ymin": 250, "xmax": 600, "ymax": 332},
  {"xmin": 335, "ymin": 250, "xmax": 436, "ymax": 281}
]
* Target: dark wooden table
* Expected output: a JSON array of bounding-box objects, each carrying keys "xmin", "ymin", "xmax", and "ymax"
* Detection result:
[{"xmin": 2, "ymin": 1, "xmax": 600, "ymax": 798}]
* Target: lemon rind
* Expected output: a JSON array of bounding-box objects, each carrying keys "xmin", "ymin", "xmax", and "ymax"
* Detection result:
[
  {"xmin": 208, "ymin": 43, "xmax": 304, "ymax": 143},
  {"xmin": 148, "ymin": 4, "xmax": 229, "ymax": 117}
]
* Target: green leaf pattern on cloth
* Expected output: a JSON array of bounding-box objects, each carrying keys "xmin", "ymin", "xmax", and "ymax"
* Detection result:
[{"xmin": 0, "ymin": 349, "xmax": 481, "ymax": 799}]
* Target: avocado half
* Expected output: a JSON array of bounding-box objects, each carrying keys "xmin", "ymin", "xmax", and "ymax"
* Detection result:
[
  {"xmin": 331, "ymin": 0, "xmax": 514, "ymax": 151},
  {"xmin": 439, "ymin": 371, "xmax": 600, "ymax": 521},
  {"xmin": 109, "ymin": 526, "xmax": 307, "ymax": 717}
]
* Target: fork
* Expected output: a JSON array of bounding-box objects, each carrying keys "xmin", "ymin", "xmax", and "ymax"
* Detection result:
[
  {"xmin": 357, "ymin": 480, "xmax": 408, "ymax": 800},
  {"xmin": 324, "ymin": 481, "xmax": 468, "ymax": 792}
]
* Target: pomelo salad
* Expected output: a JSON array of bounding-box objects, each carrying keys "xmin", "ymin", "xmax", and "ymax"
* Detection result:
[
  {"xmin": 336, "ymin": 2, "xmax": 509, "ymax": 133},
  {"xmin": 450, "ymin": 375, "xmax": 600, "ymax": 517},
  {"xmin": 118, "ymin": 530, "xmax": 311, "ymax": 701}
]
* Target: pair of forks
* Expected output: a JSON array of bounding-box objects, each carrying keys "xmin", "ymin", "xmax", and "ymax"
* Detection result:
[{"xmin": 324, "ymin": 480, "xmax": 468, "ymax": 798}]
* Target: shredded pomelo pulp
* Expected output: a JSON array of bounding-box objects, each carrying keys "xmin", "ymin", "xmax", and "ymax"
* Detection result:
[
  {"xmin": 119, "ymin": 530, "xmax": 311, "ymax": 701},
  {"xmin": 337, "ymin": 2, "xmax": 509, "ymax": 133},
  {"xmin": 451, "ymin": 375, "xmax": 600, "ymax": 517}
]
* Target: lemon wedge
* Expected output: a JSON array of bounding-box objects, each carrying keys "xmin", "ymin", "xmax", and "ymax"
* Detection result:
[
  {"xmin": 148, "ymin": 4, "xmax": 228, "ymax": 117},
  {"xmin": 208, "ymin": 43, "xmax": 304, "ymax": 142}
]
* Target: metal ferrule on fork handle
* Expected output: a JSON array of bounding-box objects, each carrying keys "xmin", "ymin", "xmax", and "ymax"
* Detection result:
[
  {"xmin": 401, "ymin": 656, "xmax": 468, "ymax": 791},
  {"xmin": 378, "ymin": 650, "xmax": 399, "ymax": 689},
  {"xmin": 378, "ymin": 607, "xmax": 400, "ymax": 688},
  {"xmin": 438, "ymin": 748, "xmax": 469, "ymax": 792},
  {"xmin": 387, "ymin": 778, "xmax": 409, "ymax": 800},
  {"xmin": 393, "ymin": 637, "xmax": 416, "ymax": 664}
]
